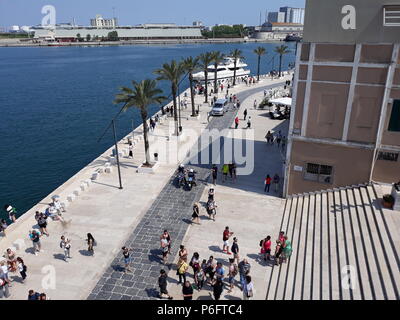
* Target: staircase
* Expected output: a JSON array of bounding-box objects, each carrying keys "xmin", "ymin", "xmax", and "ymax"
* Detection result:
[{"xmin": 266, "ymin": 183, "xmax": 400, "ymax": 300}]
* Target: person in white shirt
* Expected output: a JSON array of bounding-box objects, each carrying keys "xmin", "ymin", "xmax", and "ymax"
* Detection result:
[{"xmin": 243, "ymin": 275, "xmax": 254, "ymax": 300}]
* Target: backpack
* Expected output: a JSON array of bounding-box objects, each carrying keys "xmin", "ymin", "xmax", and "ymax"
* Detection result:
[{"xmin": 259, "ymin": 239, "xmax": 264, "ymax": 247}]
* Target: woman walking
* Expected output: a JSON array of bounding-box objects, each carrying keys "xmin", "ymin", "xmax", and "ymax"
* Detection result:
[
  {"xmin": 262, "ymin": 236, "xmax": 272, "ymax": 261},
  {"xmin": 177, "ymin": 259, "xmax": 189, "ymax": 285},
  {"xmin": 160, "ymin": 236, "xmax": 170, "ymax": 264},
  {"xmin": 122, "ymin": 246, "xmax": 132, "ymax": 273},
  {"xmin": 17, "ymin": 257, "xmax": 27, "ymax": 283},
  {"xmin": 178, "ymin": 245, "xmax": 188, "ymax": 263},
  {"xmin": 282, "ymin": 236, "xmax": 293, "ymax": 263},
  {"xmin": 243, "ymin": 276, "xmax": 254, "ymax": 300},
  {"xmin": 195, "ymin": 264, "xmax": 205, "ymax": 291},
  {"xmin": 60, "ymin": 236, "xmax": 71, "ymax": 262},
  {"xmin": 37, "ymin": 213, "xmax": 49, "ymax": 237},
  {"xmin": 191, "ymin": 203, "xmax": 200, "ymax": 224},
  {"xmin": 87, "ymin": 233, "xmax": 95, "ymax": 255}
]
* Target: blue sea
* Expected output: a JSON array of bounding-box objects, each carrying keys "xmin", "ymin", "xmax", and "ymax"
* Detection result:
[{"xmin": 0, "ymin": 42, "xmax": 295, "ymax": 219}]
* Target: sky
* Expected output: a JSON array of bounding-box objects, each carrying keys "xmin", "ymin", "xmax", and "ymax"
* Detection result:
[{"xmin": 0, "ymin": 0, "xmax": 305, "ymax": 28}]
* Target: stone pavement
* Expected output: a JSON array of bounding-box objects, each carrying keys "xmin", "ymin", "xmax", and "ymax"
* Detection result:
[
  {"xmin": 166, "ymin": 84, "xmax": 290, "ymax": 300},
  {"xmin": 0, "ymin": 73, "xmax": 291, "ymax": 300},
  {"xmin": 88, "ymin": 76, "xmax": 293, "ymax": 300}
]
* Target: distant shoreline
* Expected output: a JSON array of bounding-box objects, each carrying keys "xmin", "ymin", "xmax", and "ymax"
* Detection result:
[{"xmin": 0, "ymin": 37, "xmax": 285, "ymax": 48}]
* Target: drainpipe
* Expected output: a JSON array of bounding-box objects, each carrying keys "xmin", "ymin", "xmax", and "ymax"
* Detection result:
[
  {"xmin": 369, "ymin": 44, "xmax": 399, "ymax": 183},
  {"xmin": 283, "ymin": 42, "xmax": 302, "ymax": 198}
]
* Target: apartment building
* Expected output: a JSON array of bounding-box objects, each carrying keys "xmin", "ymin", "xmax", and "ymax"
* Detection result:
[{"xmin": 284, "ymin": 0, "xmax": 400, "ymax": 195}]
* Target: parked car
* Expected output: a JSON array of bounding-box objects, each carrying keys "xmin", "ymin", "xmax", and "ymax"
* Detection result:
[{"xmin": 211, "ymin": 98, "xmax": 228, "ymax": 116}]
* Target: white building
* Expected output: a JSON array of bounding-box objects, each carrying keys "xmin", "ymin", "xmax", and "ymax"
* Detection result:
[
  {"xmin": 267, "ymin": 12, "xmax": 286, "ymax": 23},
  {"xmin": 90, "ymin": 15, "xmax": 117, "ymax": 28},
  {"xmin": 279, "ymin": 7, "xmax": 305, "ymax": 24},
  {"xmin": 254, "ymin": 22, "xmax": 303, "ymax": 40}
]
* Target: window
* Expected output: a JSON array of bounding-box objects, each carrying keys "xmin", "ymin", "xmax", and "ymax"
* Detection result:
[
  {"xmin": 304, "ymin": 163, "xmax": 333, "ymax": 184},
  {"xmin": 388, "ymin": 99, "xmax": 400, "ymax": 132},
  {"xmin": 378, "ymin": 152, "xmax": 399, "ymax": 162},
  {"xmin": 384, "ymin": 6, "xmax": 400, "ymax": 26}
]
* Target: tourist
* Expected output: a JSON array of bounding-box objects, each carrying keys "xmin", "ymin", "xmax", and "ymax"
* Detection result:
[
  {"xmin": 158, "ymin": 269, "xmax": 173, "ymax": 300},
  {"xmin": 243, "ymin": 275, "xmax": 254, "ymax": 300},
  {"xmin": 278, "ymin": 231, "xmax": 285, "ymax": 244},
  {"xmin": 238, "ymin": 259, "xmax": 251, "ymax": 290},
  {"xmin": 128, "ymin": 145, "xmax": 133, "ymax": 159},
  {"xmin": 208, "ymin": 187, "xmax": 215, "ymax": 201},
  {"xmin": 160, "ymin": 235, "xmax": 170, "ymax": 264},
  {"xmin": 5, "ymin": 248, "xmax": 17, "ymax": 272},
  {"xmin": 222, "ymin": 164, "xmax": 229, "ymax": 182},
  {"xmin": 29, "ymin": 230, "xmax": 42, "ymax": 255},
  {"xmin": 235, "ymin": 116, "xmax": 239, "ymax": 129},
  {"xmin": 177, "ymin": 259, "xmax": 189, "ymax": 285},
  {"xmin": 28, "ymin": 290, "xmax": 40, "ymax": 300},
  {"xmin": 222, "ymin": 226, "xmax": 234, "ymax": 254},
  {"xmin": 237, "ymin": 99, "xmax": 241, "ymax": 109},
  {"xmin": 207, "ymin": 199, "xmax": 217, "ymax": 221},
  {"xmin": 39, "ymin": 293, "xmax": 48, "ymax": 300},
  {"xmin": 4, "ymin": 205, "xmax": 17, "ymax": 223},
  {"xmin": 205, "ymin": 256, "xmax": 216, "ymax": 283},
  {"xmin": 246, "ymin": 116, "xmax": 251, "ymax": 129},
  {"xmin": 87, "ymin": 233, "xmax": 95, "ymax": 255},
  {"xmin": 192, "ymin": 202, "xmax": 200, "ymax": 224},
  {"xmin": 262, "ymin": 236, "xmax": 272, "ymax": 261},
  {"xmin": 227, "ymin": 258, "xmax": 238, "ymax": 293},
  {"xmin": 178, "ymin": 245, "xmax": 188, "ymax": 263},
  {"xmin": 182, "ymin": 281, "xmax": 193, "ymax": 300},
  {"xmin": 253, "ymin": 99, "xmax": 257, "ymax": 109},
  {"xmin": 231, "ymin": 162, "xmax": 237, "ymax": 182},
  {"xmin": 276, "ymin": 131, "xmax": 282, "ymax": 147},
  {"xmin": 52, "ymin": 197, "xmax": 66, "ymax": 214},
  {"xmin": 274, "ymin": 240, "xmax": 283, "ymax": 266},
  {"xmin": 211, "ymin": 164, "xmax": 218, "ymax": 185},
  {"xmin": 121, "ymin": 247, "xmax": 132, "ymax": 273},
  {"xmin": 0, "ymin": 219, "xmax": 7, "ymax": 236},
  {"xmin": 17, "ymin": 257, "xmax": 27, "ymax": 283},
  {"xmin": 264, "ymin": 175, "xmax": 272, "ymax": 193},
  {"xmin": 189, "ymin": 252, "xmax": 200, "ymax": 274},
  {"xmin": 212, "ymin": 278, "xmax": 224, "ymax": 300},
  {"xmin": 282, "ymin": 236, "xmax": 293, "ymax": 263},
  {"xmin": 0, "ymin": 261, "xmax": 10, "ymax": 285},
  {"xmin": 160, "ymin": 230, "xmax": 172, "ymax": 254},
  {"xmin": 195, "ymin": 263, "xmax": 205, "ymax": 291},
  {"xmin": 231, "ymin": 237, "xmax": 240, "ymax": 264},
  {"xmin": 243, "ymin": 109, "xmax": 248, "ymax": 120},
  {"xmin": 215, "ymin": 262, "xmax": 225, "ymax": 282},
  {"xmin": 273, "ymin": 174, "xmax": 280, "ymax": 193},
  {"xmin": 60, "ymin": 236, "xmax": 71, "ymax": 262},
  {"xmin": 37, "ymin": 213, "xmax": 49, "ymax": 237},
  {"xmin": 265, "ymin": 131, "xmax": 273, "ymax": 144},
  {"xmin": 0, "ymin": 276, "xmax": 10, "ymax": 298}
]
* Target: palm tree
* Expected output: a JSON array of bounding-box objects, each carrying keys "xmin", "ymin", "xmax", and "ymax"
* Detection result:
[
  {"xmin": 230, "ymin": 49, "xmax": 244, "ymax": 86},
  {"xmin": 154, "ymin": 60, "xmax": 185, "ymax": 136},
  {"xmin": 254, "ymin": 47, "xmax": 266, "ymax": 81},
  {"xmin": 114, "ymin": 79, "xmax": 165, "ymax": 165},
  {"xmin": 198, "ymin": 52, "xmax": 214, "ymax": 103},
  {"xmin": 211, "ymin": 51, "xmax": 225, "ymax": 94},
  {"xmin": 274, "ymin": 45, "xmax": 290, "ymax": 77},
  {"xmin": 182, "ymin": 56, "xmax": 200, "ymax": 117}
]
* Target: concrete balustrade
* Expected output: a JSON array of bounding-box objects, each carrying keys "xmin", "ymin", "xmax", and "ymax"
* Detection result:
[
  {"xmin": 67, "ymin": 194, "xmax": 76, "ymax": 202},
  {"xmin": 105, "ymin": 167, "xmax": 113, "ymax": 173},
  {"xmin": 73, "ymin": 189, "xmax": 80, "ymax": 197}
]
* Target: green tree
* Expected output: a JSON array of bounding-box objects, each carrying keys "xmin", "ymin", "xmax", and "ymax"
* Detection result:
[
  {"xmin": 198, "ymin": 52, "xmax": 214, "ymax": 103},
  {"xmin": 274, "ymin": 45, "xmax": 290, "ymax": 77},
  {"xmin": 107, "ymin": 31, "xmax": 119, "ymax": 41},
  {"xmin": 154, "ymin": 60, "xmax": 185, "ymax": 136},
  {"xmin": 182, "ymin": 56, "xmax": 200, "ymax": 117},
  {"xmin": 254, "ymin": 47, "xmax": 267, "ymax": 81},
  {"xmin": 86, "ymin": 34, "xmax": 91, "ymax": 42},
  {"xmin": 230, "ymin": 49, "xmax": 244, "ymax": 86},
  {"xmin": 114, "ymin": 80, "xmax": 165, "ymax": 165},
  {"xmin": 211, "ymin": 51, "xmax": 225, "ymax": 93}
]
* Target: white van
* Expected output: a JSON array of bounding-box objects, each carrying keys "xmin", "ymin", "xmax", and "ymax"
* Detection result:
[{"xmin": 211, "ymin": 98, "xmax": 228, "ymax": 116}]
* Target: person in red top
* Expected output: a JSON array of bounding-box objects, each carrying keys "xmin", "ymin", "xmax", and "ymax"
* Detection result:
[
  {"xmin": 263, "ymin": 236, "xmax": 272, "ymax": 261},
  {"xmin": 234, "ymin": 116, "xmax": 239, "ymax": 129},
  {"xmin": 264, "ymin": 175, "xmax": 272, "ymax": 192},
  {"xmin": 222, "ymin": 226, "xmax": 234, "ymax": 254}
]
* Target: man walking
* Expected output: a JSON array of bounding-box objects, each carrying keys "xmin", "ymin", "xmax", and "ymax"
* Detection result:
[
  {"xmin": 222, "ymin": 226, "xmax": 234, "ymax": 254},
  {"xmin": 60, "ymin": 236, "xmax": 71, "ymax": 262},
  {"xmin": 234, "ymin": 116, "xmax": 239, "ymax": 129},
  {"xmin": 243, "ymin": 109, "xmax": 248, "ymax": 120},
  {"xmin": 211, "ymin": 164, "xmax": 218, "ymax": 185},
  {"xmin": 246, "ymin": 116, "xmax": 252, "ymax": 129},
  {"xmin": 158, "ymin": 269, "xmax": 173, "ymax": 299},
  {"xmin": 231, "ymin": 237, "xmax": 240, "ymax": 264},
  {"xmin": 238, "ymin": 259, "xmax": 251, "ymax": 290}
]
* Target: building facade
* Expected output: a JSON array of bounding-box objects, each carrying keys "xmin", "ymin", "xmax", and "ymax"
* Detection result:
[
  {"xmin": 254, "ymin": 22, "xmax": 303, "ymax": 40},
  {"xmin": 267, "ymin": 12, "xmax": 286, "ymax": 23},
  {"xmin": 284, "ymin": 0, "xmax": 400, "ymax": 196},
  {"xmin": 279, "ymin": 7, "xmax": 305, "ymax": 24},
  {"xmin": 90, "ymin": 15, "xmax": 117, "ymax": 28}
]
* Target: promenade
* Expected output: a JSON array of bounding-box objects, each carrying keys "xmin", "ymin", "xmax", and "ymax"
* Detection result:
[{"xmin": 0, "ymin": 74, "xmax": 292, "ymax": 300}]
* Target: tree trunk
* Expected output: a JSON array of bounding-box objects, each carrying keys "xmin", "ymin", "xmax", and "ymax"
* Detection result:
[
  {"xmin": 257, "ymin": 55, "xmax": 261, "ymax": 81},
  {"xmin": 172, "ymin": 84, "xmax": 179, "ymax": 136},
  {"xmin": 279, "ymin": 54, "xmax": 282, "ymax": 77},
  {"xmin": 141, "ymin": 109, "xmax": 151, "ymax": 165},
  {"xmin": 189, "ymin": 74, "xmax": 196, "ymax": 117},
  {"xmin": 204, "ymin": 70, "xmax": 208, "ymax": 103},
  {"xmin": 233, "ymin": 59, "xmax": 237, "ymax": 86},
  {"xmin": 214, "ymin": 62, "xmax": 218, "ymax": 94}
]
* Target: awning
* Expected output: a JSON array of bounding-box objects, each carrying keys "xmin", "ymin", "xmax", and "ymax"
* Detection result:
[{"xmin": 269, "ymin": 97, "xmax": 292, "ymax": 106}]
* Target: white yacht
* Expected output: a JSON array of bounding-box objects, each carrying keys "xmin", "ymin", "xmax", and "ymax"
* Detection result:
[{"xmin": 193, "ymin": 57, "xmax": 251, "ymax": 82}]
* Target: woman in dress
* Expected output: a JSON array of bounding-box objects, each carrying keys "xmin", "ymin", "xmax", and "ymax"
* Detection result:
[
  {"xmin": 282, "ymin": 236, "xmax": 293, "ymax": 263},
  {"xmin": 191, "ymin": 203, "xmax": 200, "ymax": 224},
  {"xmin": 87, "ymin": 233, "xmax": 95, "ymax": 255}
]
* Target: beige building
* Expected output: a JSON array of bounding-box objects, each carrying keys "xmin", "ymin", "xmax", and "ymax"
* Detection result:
[{"xmin": 284, "ymin": 0, "xmax": 400, "ymax": 195}]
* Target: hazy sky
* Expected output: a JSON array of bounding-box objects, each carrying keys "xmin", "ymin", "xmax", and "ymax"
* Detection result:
[{"xmin": 0, "ymin": 0, "xmax": 305, "ymax": 27}]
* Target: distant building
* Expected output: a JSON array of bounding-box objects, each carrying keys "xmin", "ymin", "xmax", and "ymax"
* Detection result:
[
  {"xmin": 9, "ymin": 25, "xmax": 20, "ymax": 33},
  {"xmin": 254, "ymin": 22, "xmax": 303, "ymax": 40},
  {"xmin": 90, "ymin": 15, "xmax": 117, "ymax": 28},
  {"xmin": 279, "ymin": 6, "xmax": 305, "ymax": 24},
  {"xmin": 193, "ymin": 21, "xmax": 203, "ymax": 27},
  {"xmin": 267, "ymin": 12, "xmax": 286, "ymax": 23}
]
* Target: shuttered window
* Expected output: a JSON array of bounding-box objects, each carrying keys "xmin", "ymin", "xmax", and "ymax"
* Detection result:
[{"xmin": 384, "ymin": 6, "xmax": 400, "ymax": 26}]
